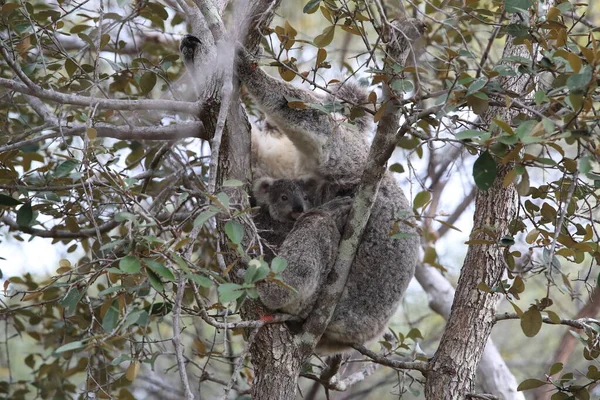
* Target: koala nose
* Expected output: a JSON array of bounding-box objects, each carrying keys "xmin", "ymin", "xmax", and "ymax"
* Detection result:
[{"xmin": 292, "ymin": 202, "xmax": 305, "ymax": 213}]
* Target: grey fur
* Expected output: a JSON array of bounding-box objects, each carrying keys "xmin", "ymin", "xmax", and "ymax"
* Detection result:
[
  {"xmin": 180, "ymin": 21, "xmax": 422, "ymax": 352},
  {"xmin": 236, "ymin": 49, "xmax": 420, "ymax": 353},
  {"xmin": 251, "ymin": 177, "xmax": 312, "ymax": 261}
]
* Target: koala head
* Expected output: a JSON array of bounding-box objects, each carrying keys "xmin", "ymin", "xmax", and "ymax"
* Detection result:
[{"xmin": 252, "ymin": 177, "xmax": 311, "ymax": 222}]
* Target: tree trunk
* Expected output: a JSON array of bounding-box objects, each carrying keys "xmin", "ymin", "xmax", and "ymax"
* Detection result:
[
  {"xmin": 424, "ymin": 13, "xmax": 529, "ymax": 398},
  {"xmin": 248, "ymin": 322, "xmax": 304, "ymax": 399},
  {"xmin": 415, "ymin": 265, "xmax": 525, "ymax": 400},
  {"xmin": 425, "ymin": 165, "xmax": 517, "ymax": 398}
]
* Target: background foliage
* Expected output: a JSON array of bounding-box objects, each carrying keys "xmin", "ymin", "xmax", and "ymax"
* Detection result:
[{"xmin": 0, "ymin": 0, "xmax": 599, "ymax": 398}]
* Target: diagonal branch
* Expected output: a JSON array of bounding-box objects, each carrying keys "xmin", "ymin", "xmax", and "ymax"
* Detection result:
[{"xmin": 300, "ymin": 18, "xmax": 428, "ymax": 355}]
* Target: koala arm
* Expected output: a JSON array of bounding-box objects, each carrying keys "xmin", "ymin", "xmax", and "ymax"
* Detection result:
[
  {"xmin": 236, "ymin": 48, "xmax": 333, "ymax": 156},
  {"xmin": 257, "ymin": 210, "xmax": 342, "ymax": 318}
]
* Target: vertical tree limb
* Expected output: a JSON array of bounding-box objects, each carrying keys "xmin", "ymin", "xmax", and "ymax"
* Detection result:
[{"xmin": 424, "ymin": 13, "xmax": 530, "ymax": 398}]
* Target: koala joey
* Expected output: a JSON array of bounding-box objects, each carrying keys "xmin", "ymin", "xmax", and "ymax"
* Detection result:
[
  {"xmin": 180, "ymin": 19, "xmax": 423, "ymax": 353},
  {"xmin": 251, "ymin": 177, "xmax": 312, "ymax": 261}
]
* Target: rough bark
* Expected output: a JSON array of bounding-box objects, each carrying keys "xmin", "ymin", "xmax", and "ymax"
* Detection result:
[
  {"xmin": 419, "ymin": 151, "xmax": 522, "ymax": 398},
  {"xmin": 415, "ymin": 265, "xmax": 525, "ymax": 400},
  {"xmin": 424, "ymin": 13, "xmax": 528, "ymax": 399}
]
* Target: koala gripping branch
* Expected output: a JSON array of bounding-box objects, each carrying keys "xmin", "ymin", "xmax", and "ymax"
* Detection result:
[{"xmin": 298, "ymin": 18, "xmax": 427, "ymax": 358}]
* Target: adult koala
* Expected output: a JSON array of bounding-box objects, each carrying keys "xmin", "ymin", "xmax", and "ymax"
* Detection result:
[{"xmin": 181, "ymin": 19, "xmax": 423, "ymax": 352}]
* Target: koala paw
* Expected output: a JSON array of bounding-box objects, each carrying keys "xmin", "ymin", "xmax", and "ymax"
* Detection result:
[
  {"xmin": 235, "ymin": 44, "xmax": 259, "ymax": 76},
  {"xmin": 316, "ymin": 196, "xmax": 353, "ymax": 232},
  {"xmin": 180, "ymin": 35, "xmax": 202, "ymax": 65}
]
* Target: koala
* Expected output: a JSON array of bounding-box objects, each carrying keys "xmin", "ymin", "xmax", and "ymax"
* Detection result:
[
  {"xmin": 251, "ymin": 177, "xmax": 312, "ymax": 261},
  {"xmin": 180, "ymin": 19, "xmax": 423, "ymax": 353}
]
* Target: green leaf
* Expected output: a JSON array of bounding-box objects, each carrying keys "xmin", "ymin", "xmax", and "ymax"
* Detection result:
[
  {"xmin": 406, "ymin": 328, "xmax": 423, "ymax": 340},
  {"xmin": 549, "ymin": 362, "xmax": 563, "ymax": 375},
  {"xmin": 102, "ymin": 300, "xmax": 120, "ymax": 332},
  {"xmin": 54, "ymin": 159, "xmax": 80, "ymax": 178},
  {"xmin": 389, "ymin": 163, "xmax": 404, "ymax": 173},
  {"xmin": 146, "ymin": 269, "xmax": 164, "ymax": 292},
  {"xmin": 97, "ymin": 285, "xmax": 123, "ymax": 297},
  {"xmin": 55, "ymin": 341, "xmax": 87, "ymax": 354},
  {"xmin": 119, "ymin": 256, "xmax": 141, "ymax": 274},
  {"xmin": 147, "ymin": 2, "xmax": 168, "ymax": 20},
  {"xmin": 567, "ymin": 65, "xmax": 592, "ymax": 90},
  {"xmin": 456, "ymin": 129, "xmax": 484, "ymax": 140},
  {"xmin": 391, "ymin": 79, "xmax": 414, "ymax": 93},
  {"xmin": 225, "ymin": 221, "xmax": 244, "ymax": 245},
  {"xmin": 65, "ymin": 58, "xmax": 78, "ymax": 78},
  {"xmin": 193, "ymin": 210, "xmax": 217, "ymax": 228},
  {"xmin": 60, "ymin": 287, "xmax": 83, "ymax": 317},
  {"xmin": 140, "ymin": 71, "xmax": 157, "ymax": 94},
  {"xmin": 245, "ymin": 261, "xmax": 269, "ymax": 284},
  {"xmin": 0, "ymin": 193, "xmax": 22, "ymax": 206},
  {"xmin": 520, "ymin": 306, "xmax": 543, "ymax": 337},
  {"xmin": 413, "ymin": 191, "xmax": 431, "ymax": 209},
  {"xmin": 517, "ymin": 378, "xmax": 546, "ymax": 391},
  {"xmin": 123, "ymin": 309, "xmax": 148, "ymax": 329},
  {"xmin": 466, "ymin": 77, "xmax": 487, "ymax": 95},
  {"xmin": 114, "ymin": 212, "xmax": 137, "ymax": 222},
  {"xmin": 271, "ymin": 257, "xmax": 288, "ymax": 273},
  {"xmin": 144, "ymin": 259, "xmax": 175, "ymax": 281},
  {"xmin": 434, "ymin": 219, "xmax": 462, "ymax": 232},
  {"xmin": 473, "ymin": 151, "xmax": 497, "ymax": 191},
  {"xmin": 217, "ymin": 283, "xmax": 246, "ymax": 303},
  {"xmin": 17, "ymin": 203, "xmax": 34, "ymax": 228},
  {"xmin": 216, "ymin": 192, "xmax": 230, "ymax": 210},
  {"xmin": 505, "ymin": 0, "xmax": 532, "ymax": 13},
  {"xmin": 187, "ymin": 273, "xmax": 212, "ymax": 288},
  {"xmin": 172, "ymin": 253, "xmax": 190, "ymax": 272},
  {"xmin": 303, "ymin": 0, "xmax": 321, "ymax": 13},
  {"xmin": 314, "ymin": 25, "xmax": 335, "ymax": 47}
]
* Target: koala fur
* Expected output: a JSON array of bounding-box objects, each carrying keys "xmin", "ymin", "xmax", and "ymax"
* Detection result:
[
  {"xmin": 180, "ymin": 19, "xmax": 423, "ymax": 352},
  {"xmin": 235, "ymin": 53, "xmax": 420, "ymax": 352},
  {"xmin": 251, "ymin": 177, "xmax": 312, "ymax": 261}
]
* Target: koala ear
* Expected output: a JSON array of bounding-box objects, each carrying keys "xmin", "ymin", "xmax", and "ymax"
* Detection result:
[
  {"xmin": 297, "ymin": 174, "xmax": 321, "ymax": 205},
  {"xmin": 252, "ymin": 177, "xmax": 275, "ymax": 205}
]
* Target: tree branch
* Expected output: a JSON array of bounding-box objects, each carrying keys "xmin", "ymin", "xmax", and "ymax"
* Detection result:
[
  {"xmin": 495, "ymin": 312, "xmax": 600, "ymax": 331},
  {"xmin": 0, "ymin": 122, "xmax": 207, "ymax": 153},
  {"xmin": 0, "ymin": 77, "xmax": 200, "ymax": 114},
  {"xmin": 172, "ymin": 273, "xmax": 195, "ymax": 400},
  {"xmin": 351, "ymin": 344, "xmax": 429, "ymax": 373},
  {"xmin": 1, "ymin": 216, "xmax": 119, "ymax": 239}
]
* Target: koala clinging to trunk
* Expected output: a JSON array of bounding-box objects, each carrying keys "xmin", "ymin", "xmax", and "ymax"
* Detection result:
[{"xmin": 180, "ymin": 18, "xmax": 423, "ymax": 353}]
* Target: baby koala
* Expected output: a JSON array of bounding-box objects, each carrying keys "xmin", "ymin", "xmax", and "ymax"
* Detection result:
[{"xmin": 251, "ymin": 177, "xmax": 312, "ymax": 261}]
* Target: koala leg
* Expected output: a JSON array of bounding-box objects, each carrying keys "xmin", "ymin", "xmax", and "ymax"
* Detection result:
[{"xmin": 257, "ymin": 210, "xmax": 341, "ymax": 318}]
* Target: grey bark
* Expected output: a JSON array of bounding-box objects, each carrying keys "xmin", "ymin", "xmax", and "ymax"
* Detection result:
[
  {"xmin": 415, "ymin": 266, "xmax": 525, "ymax": 400},
  {"xmin": 424, "ymin": 14, "xmax": 529, "ymax": 399}
]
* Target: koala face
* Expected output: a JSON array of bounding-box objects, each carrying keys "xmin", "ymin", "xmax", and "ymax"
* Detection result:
[
  {"xmin": 253, "ymin": 177, "xmax": 311, "ymax": 222},
  {"xmin": 267, "ymin": 180, "xmax": 311, "ymax": 222}
]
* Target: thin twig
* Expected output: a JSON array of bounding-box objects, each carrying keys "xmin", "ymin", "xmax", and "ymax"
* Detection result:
[
  {"xmin": 219, "ymin": 327, "xmax": 259, "ymax": 400},
  {"xmin": 191, "ymin": 282, "xmax": 296, "ymax": 329},
  {"xmin": 351, "ymin": 344, "xmax": 429, "ymax": 373},
  {"xmin": 546, "ymin": 170, "xmax": 579, "ymax": 276},
  {"xmin": 173, "ymin": 273, "xmax": 195, "ymax": 400},
  {"xmin": 495, "ymin": 312, "xmax": 600, "ymax": 331}
]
